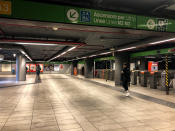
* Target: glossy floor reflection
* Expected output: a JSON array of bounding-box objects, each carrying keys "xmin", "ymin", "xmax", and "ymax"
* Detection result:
[{"xmin": 0, "ymin": 74, "xmax": 175, "ymax": 131}]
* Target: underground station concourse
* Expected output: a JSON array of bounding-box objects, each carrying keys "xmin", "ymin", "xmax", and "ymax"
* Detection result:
[{"xmin": 0, "ymin": 0, "xmax": 175, "ymax": 131}]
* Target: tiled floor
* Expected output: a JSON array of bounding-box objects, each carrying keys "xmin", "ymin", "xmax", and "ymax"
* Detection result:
[
  {"xmin": 0, "ymin": 74, "xmax": 175, "ymax": 131},
  {"xmin": 85, "ymin": 76, "xmax": 175, "ymax": 104},
  {"xmin": 0, "ymin": 74, "xmax": 35, "ymax": 88}
]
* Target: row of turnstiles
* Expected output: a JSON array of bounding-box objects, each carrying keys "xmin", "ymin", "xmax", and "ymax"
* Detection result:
[
  {"xmin": 79, "ymin": 68, "xmax": 175, "ymax": 90},
  {"xmin": 131, "ymin": 70, "xmax": 175, "ymax": 90}
]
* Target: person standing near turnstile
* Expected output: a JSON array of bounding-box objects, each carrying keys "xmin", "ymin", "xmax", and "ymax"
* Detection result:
[
  {"xmin": 36, "ymin": 64, "xmax": 41, "ymax": 83},
  {"xmin": 121, "ymin": 63, "xmax": 130, "ymax": 96}
]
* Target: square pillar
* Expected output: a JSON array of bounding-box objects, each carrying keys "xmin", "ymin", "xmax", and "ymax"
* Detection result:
[
  {"xmin": 84, "ymin": 58, "xmax": 94, "ymax": 78},
  {"xmin": 115, "ymin": 53, "xmax": 130, "ymax": 86}
]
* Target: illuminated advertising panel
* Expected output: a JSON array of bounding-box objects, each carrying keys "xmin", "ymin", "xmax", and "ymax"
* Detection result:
[
  {"xmin": 39, "ymin": 64, "xmax": 44, "ymax": 72},
  {"xmin": 30, "ymin": 64, "xmax": 36, "ymax": 72}
]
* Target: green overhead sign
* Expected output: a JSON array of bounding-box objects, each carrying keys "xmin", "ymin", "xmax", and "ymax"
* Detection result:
[
  {"xmin": 137, "ymin": 16, "xmax": 175, "ymax": 32},
  {"xmin": 65, "ymin": 7, "xmax": 136, "ymax": 28},
  {"xmin": 94, "ymin": 56, "xmax": 115, "ymax": 61},
  {"xmin": 131, "ymin": 47, "xmax": 175, "ymax": 58},
  {"xmin": 78, "ymin": 60, "xmax": 85, "ymax": 64},
  {"xmin": 1, "ymin": 0, "xmax": 175, "ymax": 32}
]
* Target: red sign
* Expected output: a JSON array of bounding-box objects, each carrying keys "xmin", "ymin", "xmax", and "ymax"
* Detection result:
[
  {"xmin": 26, "ymin": 64, "xmax": 44, "ymax": 72},
  {"xmin": 148, "ymin": 61, "xmax": 158, "ymax": 72},
  {"xmin": 30, "ymin": 64, "xmax": 36, "ymax": 72}
]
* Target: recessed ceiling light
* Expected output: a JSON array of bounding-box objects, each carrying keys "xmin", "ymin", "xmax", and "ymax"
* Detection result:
[{"xmin": 52, "ymin": 27, "xmax": 58, "ymax": 31}]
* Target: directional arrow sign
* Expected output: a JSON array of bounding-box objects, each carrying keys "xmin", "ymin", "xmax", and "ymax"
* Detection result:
[{"xmin": 67, "ymin": 9, "xmax": 79, "ymax": 22}]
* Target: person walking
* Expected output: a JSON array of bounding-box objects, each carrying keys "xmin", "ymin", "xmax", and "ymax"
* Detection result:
[
  {"xmin": 121, "ymin": 63, "xmax": 130, "ymax": 96},
  {"xmin": 36, "ymin": 64, "xmax": 41, "ymax": 83}
]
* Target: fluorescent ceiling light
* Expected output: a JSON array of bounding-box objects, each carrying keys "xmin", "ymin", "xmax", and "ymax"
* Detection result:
[
  {"xmin": 149, "ymin": 38, "xmax": 175, "ymax": 45},
  {"xmin": 67, "ymin": 47, "xmax": 76, "ymax": 52},
  {"xmin": 81, "ymin": 57, "xmax": 87, "ymax": 59},
  {"xmin": 60, "ymin": 52, "xmax": 66, "ymax": 55},
  {"xmin": 117, "ymin": 47, "xmax": 136, "ymax": 52},
  {"xmin": 89, "ymin": 55, "xmax": 97, "ymax": 57},
  {"xmin": 99, "ymin": 52, "xmax": 112, "ymax": 55},
  {"xmin": 17, "ymin": 42, "xmax": 57, "ymax": 46},
  {"xmin": 89, "ymin": 51, "xmax": 112, "ymax": 58},
  {"xmin": 48, "ymin": 46, "xmax": 76, "ymax": 62},
  {"xmin": 65, "ymin": 51, "xmax": 112, "ymax": 62},
  {"xmin": 20, "ymin": 50, "xmax": 32, "ymax": 61},
  {"xmin": 21, "ymin": 50, "xmax": 26, "ymax": 55}
]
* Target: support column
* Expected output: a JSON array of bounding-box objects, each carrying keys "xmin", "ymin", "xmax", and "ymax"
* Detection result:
[
  {"xmin": 139, "ymin": 58, "xmax": 146, "ymax": 70},
  {"xmin": 115, "ymin": 53, "xmax": 130, "ymax": 86},
  {"xmin": 71, "ymin": 60, "xmax": 78, "ymax": 75},
  {"xmin": 84, "ymin": 58, "xmax": 94, "ymax": 78},
  {"xmin": 16, "ymin": 54, "xmax": 26, "ymax": 81}
]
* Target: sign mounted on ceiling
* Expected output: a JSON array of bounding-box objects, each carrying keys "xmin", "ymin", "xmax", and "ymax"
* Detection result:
[
  {"xmin": 65, "ymin": 7, "xmax": 136, "ymax": 28},
  {"xmin": 137, "ymin": 16, "xmax": 169, "ymax": 32},
  {"xmin": 2, "ymin": 0, "xmax": 175, "ymax": 32}
]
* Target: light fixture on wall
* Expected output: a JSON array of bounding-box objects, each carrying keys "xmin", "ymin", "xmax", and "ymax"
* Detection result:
[{"xmin": 13, "ymin": 54, "xmax": 16, "ymax": 57}]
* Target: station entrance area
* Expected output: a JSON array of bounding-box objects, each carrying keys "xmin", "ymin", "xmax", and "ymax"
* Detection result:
[{"xmin": 1, "ymin": 0, "xmax": 175, "ymax": 130}]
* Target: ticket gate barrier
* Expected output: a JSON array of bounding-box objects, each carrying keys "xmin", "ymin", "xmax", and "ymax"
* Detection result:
[
  {"xmin": 149, "ymin": 72, "xmax": 160, "ymax": 89},
  {"xmin": 140, "ymin": 71, "xmax": 149, "ymax": 87},
  {"xmin": 131, "ymin": 71, "xmax": 137, "ymax": 85}
]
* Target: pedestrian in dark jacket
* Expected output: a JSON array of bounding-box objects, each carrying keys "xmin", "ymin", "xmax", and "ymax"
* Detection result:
[
  {"xmin": 36, "ymin": 64, "xmax": 41, "ymax": 83},
  {"xmin": 121, "ymin": 63, "xmax": 130, "ymax": 96}
]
